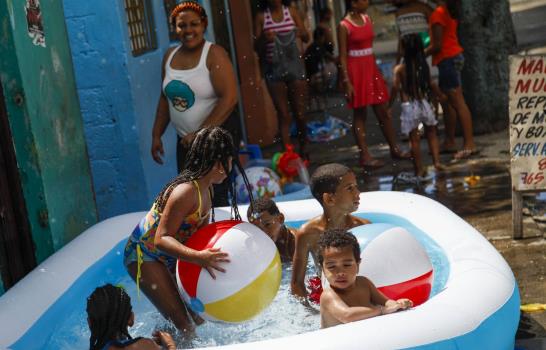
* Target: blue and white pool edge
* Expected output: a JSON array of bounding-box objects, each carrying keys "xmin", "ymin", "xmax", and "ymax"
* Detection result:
[{"xmin": 0, "ymin": 192, "xmax": 521, "ymax": 349}]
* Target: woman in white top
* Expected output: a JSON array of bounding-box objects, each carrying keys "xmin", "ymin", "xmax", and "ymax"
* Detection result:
[{"xmin": 151, "ymin": 1, "xmax": 239, "ymax": 205}]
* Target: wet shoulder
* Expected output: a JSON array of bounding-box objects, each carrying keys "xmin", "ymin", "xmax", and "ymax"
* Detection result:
[
  {"xmin": 164, "ymin": 182, "xmax": 199, "ymax": 210},
  {"xmin": 298, "ymin": 216, "xmax": 324, "ymax": 237}
]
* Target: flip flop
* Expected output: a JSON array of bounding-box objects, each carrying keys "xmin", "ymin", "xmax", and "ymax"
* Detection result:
[{"xmin": 453, "ymin": 148, "xmax": 480, "ymax": 160}]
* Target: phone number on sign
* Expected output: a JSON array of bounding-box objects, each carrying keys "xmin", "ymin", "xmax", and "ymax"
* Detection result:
[{"xmin": 520, "ymin": 158, "xmax": 546, "ymax": 185}]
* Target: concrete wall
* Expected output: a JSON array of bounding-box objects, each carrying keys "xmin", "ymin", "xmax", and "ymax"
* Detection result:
[
  {"xmin": 63, "ymin": 1, "xmax": 152, "ymax": 219},
  {"xmin": 63, "ymin": 0, "xmax": 216, "ymax": 219},
  {"xmin": 0, "ymin": 0, "xmax": 97, "ymax": 261}
]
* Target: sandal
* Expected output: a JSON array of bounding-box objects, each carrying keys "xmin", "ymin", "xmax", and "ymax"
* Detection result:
[{"xmin": 453, "ymin": 148, "xmax": 480, "ymax": 160}]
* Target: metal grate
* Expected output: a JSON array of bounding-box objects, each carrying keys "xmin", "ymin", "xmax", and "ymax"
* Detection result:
[
  {"xmin": 164, "ymin": 0, "xmax": 179, "ymax": 41},
  {"xmin": 125, "ymin": 0, "xmax": 158, "ymax": 56}
]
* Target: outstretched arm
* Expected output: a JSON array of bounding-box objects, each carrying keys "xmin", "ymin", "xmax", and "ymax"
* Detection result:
[
  {"xmin": 154, "ymin": 184, "xmax": 229, "ymax": 279},
  {"xmin": 321, "ymin": 290, "xmax": 382, "ymax": 324},
  {"xmin": 368, "ymin": 277, "xmax": 410, "ymax": 313}
]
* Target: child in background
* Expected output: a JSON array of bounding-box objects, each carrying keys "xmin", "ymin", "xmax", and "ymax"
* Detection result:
[
  {"xmin": 247, "ymin": 197, "xmax": 296, "ymax": 263},
  {"xmin": 389, "ymin": 34, "xmax": 444, "ymax": 177},
  {"xmin": 291, "ymin": 163, "xmax": 370, "ymax": 301},
  {"xmin": 86, "ymin": 284, "xmax": 176, "ymax": 350},
  {"xmin": 318, "ymin": 230, "xmax": 413, "ymax": 328}
]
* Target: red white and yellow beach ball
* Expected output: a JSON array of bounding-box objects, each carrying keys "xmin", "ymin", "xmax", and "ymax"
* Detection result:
[{"xmin": 176, "ymin": 220, "xmax": 281, "ymax": 323}]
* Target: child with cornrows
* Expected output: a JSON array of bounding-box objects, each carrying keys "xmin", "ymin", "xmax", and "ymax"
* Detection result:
[
  {"xmin": 123, "ymin": 127, "xmax": 253, "ymax": 334},
  {"xmin": 86, "ymin": 284, "xmax": 176, "ymax": 350}
]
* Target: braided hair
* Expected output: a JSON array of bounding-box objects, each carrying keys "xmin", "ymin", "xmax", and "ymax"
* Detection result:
[
  {"xmin": 401, "ymin": 34, "xmax": 432, "ymax": 102},
  {"xmin": 170, "ymin": 1, "xmax": 208, "ymax": 29},
  {"xmin": 153, "ymin": 126, "xmax": 254, "ymax": 221},
  {"xmin": 86, "ymin": 284, "xmax": 133, "ymax": 350}
]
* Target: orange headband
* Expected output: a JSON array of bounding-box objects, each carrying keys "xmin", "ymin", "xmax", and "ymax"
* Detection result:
[{"xmin": 170, "ymin": 1, "xmax": 208, "ymax": 26}]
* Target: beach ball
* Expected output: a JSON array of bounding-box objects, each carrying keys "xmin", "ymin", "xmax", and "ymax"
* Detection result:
[
  {"xmin": 235, "ymin": 166, "xmax": 282, "ymax": 203},
  {"xmin": 351, "ymin": 224, "xmax": 433, "ymax": 306},
  {"xmin": 176, "ymin": 220, "xmax": 281, "ymax": 323}
]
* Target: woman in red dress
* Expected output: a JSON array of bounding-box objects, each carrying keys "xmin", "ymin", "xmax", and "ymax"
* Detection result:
[{"xmin": 338, "ymin": 0, "xmax": 408, "ymax": 168}]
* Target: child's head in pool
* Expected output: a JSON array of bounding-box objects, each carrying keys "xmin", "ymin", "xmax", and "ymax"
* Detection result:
[
  {"xmin": 317, "ymin": 229, "xmax": 361, "ymax": 289},
  {"xmin": 154, "ymin": 126, "xmax": 253, "ymax": 219},
  {"xmin": 86, "ymin": 284, "xmax": 133, "ymax": 350},
  {"xmin": 247, "ymin": 197, "xmax": 285, "ymax": 242},
  {"xmin": 310, "ymin": 163, "xmax": 360, "ymax": 213}
]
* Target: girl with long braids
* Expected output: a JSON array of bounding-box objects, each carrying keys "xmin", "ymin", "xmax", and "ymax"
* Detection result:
[
  {"xmin": 124, "ymin": 127, "xmax": 253, "ymax": 334},
  {"xmin": 86, "ymin": 284, "xmax": 176, "ymax": 350},
  {"xmin": 389, "ymin": 34, "xmax": 443, "ymax": 177}
]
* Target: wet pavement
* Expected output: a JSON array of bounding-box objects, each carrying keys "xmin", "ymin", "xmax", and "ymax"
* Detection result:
[{"xmin": 261, "ymin": 93, "xmax": 546, "ymax": 345}]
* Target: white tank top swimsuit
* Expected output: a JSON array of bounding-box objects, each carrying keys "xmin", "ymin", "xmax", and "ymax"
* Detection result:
[{"xmin": 162, "ymin": 41, "xmax": 217, "ymax": 136}]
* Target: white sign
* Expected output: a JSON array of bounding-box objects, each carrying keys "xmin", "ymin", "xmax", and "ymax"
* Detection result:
[{"xmin": 509, "ymin": 55, "xmax": 546, "ymax": 191}]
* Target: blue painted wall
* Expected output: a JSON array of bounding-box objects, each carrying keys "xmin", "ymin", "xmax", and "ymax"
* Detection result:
[{"xmin": 63, "ymin": 0, "xmax": 216, "ymax": 220}]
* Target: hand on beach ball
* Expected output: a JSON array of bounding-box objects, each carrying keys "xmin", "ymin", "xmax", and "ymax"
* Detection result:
[
  {"xmin": 176, "ymin": 220, "xmax": 282, "ymax": 323},
  {"xmin": 350, "ymin": 224, "xmax": 433, "ymax": 306}
]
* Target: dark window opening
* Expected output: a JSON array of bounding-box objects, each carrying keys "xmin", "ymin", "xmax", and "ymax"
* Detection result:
[{"xmin": 125, "ymin": 0, "xmax": 158, "ymax": 56}]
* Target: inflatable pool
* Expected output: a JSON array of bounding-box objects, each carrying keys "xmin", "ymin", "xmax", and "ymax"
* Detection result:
[{"xmin": 0, "ymin": 192, "xmax": 519, "ymax": 349}]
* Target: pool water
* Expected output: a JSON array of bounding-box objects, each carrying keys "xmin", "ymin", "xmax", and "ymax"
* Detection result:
[{"xmin": 13, "ymin": 213, "xmax": 449, "ymax": 350}]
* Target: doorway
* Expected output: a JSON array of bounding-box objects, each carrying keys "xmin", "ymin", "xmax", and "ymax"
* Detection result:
[{"xmin": 0, "ymin": 84, "xmax": 36, "ymax": 290}]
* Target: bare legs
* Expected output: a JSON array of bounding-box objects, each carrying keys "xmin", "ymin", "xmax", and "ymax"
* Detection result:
[
  {"xmin": 353, "ymin": 102, "xmax": 407, "ymax": 167},
  {"xmin": 127, "ymin": 261, "xmax": 196, "ymax": 334},
  {"xmin": 267, "ymin": 79, "xmax": 308, "ymax": 156},
  {"xmin": 431, "ymin": 81, "xmax": 456, "ymax": 151},
  {"xmin": 445, "ymin": 87, "xmax": 475, "ymax": 149},
  {"xmin": 409, "ymin": 125, "xmax": 443, "ymax": 177},
  {"xmin": 441, "ymin": 101, "xmax": 457, "ymax": 150}
]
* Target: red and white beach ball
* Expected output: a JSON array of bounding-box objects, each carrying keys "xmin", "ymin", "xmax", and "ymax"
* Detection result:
[
  {"xmin": 351, "ymin": 224, "xmax": 433, "ymax": 306},
  {"xmin": 176, "ymin": 220, "xmax": 281, "ymax": 323}
]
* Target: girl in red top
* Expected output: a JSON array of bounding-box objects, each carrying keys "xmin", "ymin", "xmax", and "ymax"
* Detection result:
[
  {"xmin": 338, "ymin": 0, "xmax": 408, "ymax": 169},
  {"xmin": 426, "ymin": 0, "xmax": 477, "ymax": 160}
]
